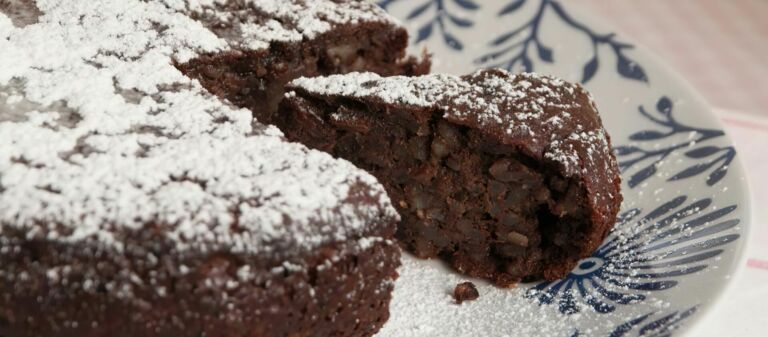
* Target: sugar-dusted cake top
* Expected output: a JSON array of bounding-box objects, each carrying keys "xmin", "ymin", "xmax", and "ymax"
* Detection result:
[
  {"xmin": 187, "ymin": 0, "xmax": 397, "ymax": 51},
  {"xmin": 0, "ymin": 0, "xmax": 399, "ymax": 258}
]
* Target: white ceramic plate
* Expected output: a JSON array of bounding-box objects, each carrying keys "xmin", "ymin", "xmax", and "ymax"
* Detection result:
[{"xmin": 373, "ymin": 1, "xmax": 751, "ymax": 336}]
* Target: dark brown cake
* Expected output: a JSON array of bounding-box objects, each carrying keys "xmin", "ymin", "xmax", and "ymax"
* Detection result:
[
  {"xmin": 0, "ymin": 216, "xmax": 399, "ymax": 337},
  {"xmin": 277, "ymin": 70, "xmax": 623, "ymax": 286},
  {"xmin": 0, "ymin": 1, "xmax": 415, "ymax": 336},
  {"xmin": 177, "ymin": 0, "xmax": 430, "ymax": 125},
  {"xmin": 453, "ymin": 282, "xmax": 480, "ymax": 304}
]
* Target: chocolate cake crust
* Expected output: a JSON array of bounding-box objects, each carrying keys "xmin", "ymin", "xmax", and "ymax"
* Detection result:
[{"xmin": 279, "ymin": 70, "xmax": 623, "ymax": 286}]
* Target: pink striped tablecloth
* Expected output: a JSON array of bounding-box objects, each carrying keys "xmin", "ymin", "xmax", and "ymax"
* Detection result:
[{"xmin": 579, "ymin": 1, "xmax": 768, "ymax": 335}]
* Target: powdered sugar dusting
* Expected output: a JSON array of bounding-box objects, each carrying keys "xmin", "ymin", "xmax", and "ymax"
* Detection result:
[
  {"xmin": 289, "ymin": 69, "xmax": 586, "ymax": 138},
  {"xmin": 377, "ymin": 256, "xmax": 581, "ymax": 337},
  {"xmin": 290, "ymin": 72, "xmax": 466, "ymax": 107},
  {"xmin": 546, "ymin": 130, "xmax": 611, "ymax": 175},
  {"xmin": 187, "ymin": 0, "xmax": 395, "ymax": 51},
  {"xmin": 247, "ymin": 0, "xmax": 394, "ymax": 39},
  {"xmin": 377, "ymin": 251, "xmax": 674, "ymax": 337},
  {"xmin": 0, "ymin": 0, "xmax": 398, "ymax": 258}
]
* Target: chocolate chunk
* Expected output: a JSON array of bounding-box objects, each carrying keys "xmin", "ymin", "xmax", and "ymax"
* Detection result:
[{"xmin": 453, "ymin": 282, "xmax": 480, "ymax": 304}]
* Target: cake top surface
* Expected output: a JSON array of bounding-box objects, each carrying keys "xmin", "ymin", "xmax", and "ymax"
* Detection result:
[
  {"xmin": 187, "ymin": 0, "xmax": 395, "ymax": 52},
  {"xmin": 0, "ymin": 0, "xmax": 398, "ymax": 258}
]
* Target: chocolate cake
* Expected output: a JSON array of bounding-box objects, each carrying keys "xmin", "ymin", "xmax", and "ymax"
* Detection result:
[
  {"xmin": 278, "ymin": 70, "xmax": 623, "ymax": 286},
  {"xmin": 0, "ymin": 1, "xmax": 421, "ymax": 336}
]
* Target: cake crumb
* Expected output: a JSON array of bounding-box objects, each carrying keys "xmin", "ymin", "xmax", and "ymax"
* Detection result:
[{"xmin": 453, "ymin": 281, "xmax": 479, "ymax": 304}]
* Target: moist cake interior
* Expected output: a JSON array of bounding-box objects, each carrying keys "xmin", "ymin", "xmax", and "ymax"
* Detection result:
[{"xmin": 276, "ymin": 93, "xmax": 599, "ymax": 285}]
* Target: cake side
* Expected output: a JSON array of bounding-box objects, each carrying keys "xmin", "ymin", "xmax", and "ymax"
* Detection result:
[
  {"xmin": 0, "ymin": 222, "xmax": 399, "ymax": 337},
  {"xmin": 1, "ymin": 1, "xmax": 401, "ymax": 335},
  {"xmin": 279, "ymin": 70, "xmax": 622, "ymax": 285}
]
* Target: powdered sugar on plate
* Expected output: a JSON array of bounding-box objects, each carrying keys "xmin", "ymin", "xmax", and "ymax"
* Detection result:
[
  {"xmin": 377, "ymin": 255, "xmax": 579, "ymax": 337},
  {"xmin": 377, "ymin": 252, "xmax": 677, "ymax": 337}
]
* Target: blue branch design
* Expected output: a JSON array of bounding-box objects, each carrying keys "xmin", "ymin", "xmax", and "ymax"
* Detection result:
[
  {"xmin": 377, "ymin": 0, "xmax": 480, "ymax": 50},
  {"xmin": 475, "ymin": 0, "xmax": 647, "ymax": 83},
  {"xmin": 616, "ymin": 97, "xmax": 736, "ymax": 188}
]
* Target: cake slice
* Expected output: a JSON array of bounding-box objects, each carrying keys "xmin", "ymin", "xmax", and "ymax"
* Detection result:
[{"xmin": 278, "ymin": 70, "xmax": 623, "ymax": 286}]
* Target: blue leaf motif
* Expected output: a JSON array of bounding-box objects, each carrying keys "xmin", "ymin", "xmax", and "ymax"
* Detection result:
[
  {"xmin": 639, "ymin": 307, "xmax": 698, "ymax": 336},
  {"xmin": 521, "ymin": 55, "xmax": 533, "ymax": 72},
  {"xmin": 582, "ymin": 56, "xmax": 599, "ymax": 83},
  {"xmin": 376, "ymin": 0, "xmax": 397, "ymax": 10},
  {"xmin": 629, "ymin": 130, "xmax": 667, "ymax": 141},
  {"xmin": 617, "ymin": 97, "xmax": 736, "ymax": 187},
  {"xmin": 537, "ymin": 43, "xmax": 553, "ymax": 62},
  {"xmin": 685, "ymin": 146, "xmax": 721, "ymax": 159},
  {"xmin": 624, "ymin": 280, "xmax": 678, "ymax": 291},
  {"xmin": 454, "ymin": 0, "xmax": 480, "ymax": 10},
  {"xmin": 657, "ymin": 96, "xmax": 674, "ymax": 115},
  {"xmin": 708, "ymin": 165, "xmax": 729, "ymax": 186},
  {"xmin": 629, "ymin": 164, "xmax": 657, "ymax": 187},
  {"xmin": 443, "ymin": 31, "xmax": 464, "ymax": 50},
  {"xmin": 670, "ymin": 162, "xmax": 718, "ymax": 181},
  {"xmin": 499, "ymin": 0, "xmax": 525, "ymax": 15},
  {"xmin": 617, "ymin": 53, "xmax": 649, "ymax": 82},
  {"xmin": 490, "ymin": 26, "xmax": 527, "ymax": 46},
  {"xmin": 406, "ymin": 1, "xmax": 433, "ymax": 20},
  {"xmin": 644, "ymin": 195, "xmax": 687, "ymax": 220},
  {"xmin": 606, "ymin": 313, "xmax": 653, "ymax": 337},
  {"xmin": 613, "ymin": 145, "xmax": 639, "ymax": 156},
  {"xmin": 448, "ymin": 14, "xmax": 474, "ymax": 27},
  {"xmin": 415, "ymin": 23, "xmax": 434, "ymax": 44}
]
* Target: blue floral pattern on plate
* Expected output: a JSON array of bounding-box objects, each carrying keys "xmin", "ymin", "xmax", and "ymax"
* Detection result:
[
  {"xmin": 527, "ymin": 195, "xmax": 739, "ymax": 315},
  {"xmin": 616, "ymin": 97, "xmax": 736, "ymax": 188},
  {"xmin": 378, "ymin": 0, "xmax": 480, "ymax": 50},
  {"xmin": 475, "ymin": 0, "xmax": 647, "ymax": 83},
  {"xmin": 379, "ymin": 0, "xmax": 648, "ymax": 83}
]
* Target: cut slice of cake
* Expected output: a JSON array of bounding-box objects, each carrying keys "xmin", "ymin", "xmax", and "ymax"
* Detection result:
[{"xmin": 278, "ymin": 69, "xmax": 622, "ymax": 286}]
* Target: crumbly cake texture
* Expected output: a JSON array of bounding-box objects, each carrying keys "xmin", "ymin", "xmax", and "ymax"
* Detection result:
[
  {"xmin": 279, "ymin": 69, "xmax": 622, "ymax": 286},
  {"xmin": 0, "ymin": 1, "xmax": 408, "ymax": 336},
  {"xmin": 178, "ymin": 0, "xmax": 430, "ymax": 124}
]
